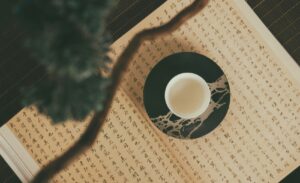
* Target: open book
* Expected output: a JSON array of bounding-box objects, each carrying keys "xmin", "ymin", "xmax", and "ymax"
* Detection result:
[{"xmin": 1, "ymin": 0, "xmax": 299, "ymax": 182}]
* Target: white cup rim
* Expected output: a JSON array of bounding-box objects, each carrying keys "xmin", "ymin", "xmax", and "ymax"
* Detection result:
[{"xmin": 164, "ymin": 73, "xmax": 211, "ymax": 119}]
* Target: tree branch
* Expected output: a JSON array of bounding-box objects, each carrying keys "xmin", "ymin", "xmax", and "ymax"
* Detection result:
[{"xmin": 31, "ymin": 0, "xmax": 208, "ymax": 182}]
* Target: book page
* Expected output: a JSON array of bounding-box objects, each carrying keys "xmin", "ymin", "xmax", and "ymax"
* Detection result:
[
  {"xmin": 108, "ymin": 0, "xmax": 300, "ymax": 182},
  {"xmin": 6, "ymin": 89, "xmax": 191, "ymax": 182}
]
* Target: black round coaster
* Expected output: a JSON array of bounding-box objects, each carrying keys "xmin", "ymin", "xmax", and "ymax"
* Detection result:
[{"xmin": 143, "ymin": 52, "xmax": 230, "ymax": 139}]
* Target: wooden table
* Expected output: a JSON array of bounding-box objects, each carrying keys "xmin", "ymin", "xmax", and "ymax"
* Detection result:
[{"xmin": 0, "ymin": 0, "xmax": 299, "ymax": 182}]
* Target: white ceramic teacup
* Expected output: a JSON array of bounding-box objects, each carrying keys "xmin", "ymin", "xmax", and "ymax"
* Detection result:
[{"xmin": 164, "ymin": 73, "xmax": 211, "ymax": 119}]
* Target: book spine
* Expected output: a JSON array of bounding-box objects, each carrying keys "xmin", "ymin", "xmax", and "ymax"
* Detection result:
[{"xmin": 0, "ymin": 126, "xmax": 39, "ymax": 183}]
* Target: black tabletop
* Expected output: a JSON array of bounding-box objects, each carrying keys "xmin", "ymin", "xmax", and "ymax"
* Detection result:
[{"xmin": 0, "ymin": 0, "xmax": 299, "ymax": 182}]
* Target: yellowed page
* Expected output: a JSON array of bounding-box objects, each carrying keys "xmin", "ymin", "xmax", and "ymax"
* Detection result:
[
  {"xmin": 108, "ymin": 0, "xmax": 300, "ymax": 182},
  {"xmin": 6, "ymin": 89, "xmax": 191, "ymax": 182}
]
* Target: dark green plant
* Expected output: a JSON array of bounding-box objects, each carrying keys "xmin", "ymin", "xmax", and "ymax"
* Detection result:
[
  {"xmin": 17, "ymin": 0, "xmax": 116, "ymax": 122},
  {"xmin": 14, "ymin": 0, "xmax": 208, "ymax": 182}
]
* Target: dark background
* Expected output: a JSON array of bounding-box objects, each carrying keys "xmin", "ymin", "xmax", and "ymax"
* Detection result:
[{"xmin": 0, "ymin": 0, "xmax": 299, "ymax": 182}]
